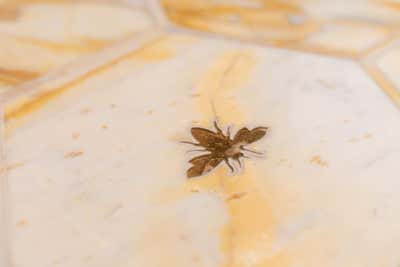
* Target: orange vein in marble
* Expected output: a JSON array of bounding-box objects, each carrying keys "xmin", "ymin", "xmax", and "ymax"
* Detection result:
[
  {"xmin": 0, "ymin": 68, "xmax": 40, "ymax": 85},
  {"xmin": 10, "ymin": 34, "xmax": 112, "ymax": 53},
  {"xmin": 4, "ymin": 36, "xmax": 179, "ymax": 121},
  {"xmin": 187, "ymin": 50, "xmax": 291, "ymax": 267},
  {"xmin": 0, "ymin": 6, "xmax": 20, "ymax": 21},
  {"xmin": 163, "ymin": 0, "xmax": 317, "ymax": 44}
]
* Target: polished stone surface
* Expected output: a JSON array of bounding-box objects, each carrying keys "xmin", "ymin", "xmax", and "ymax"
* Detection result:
[{"xmin": 1, "ymin": 1, "xmax": 400, "ymax": 267}]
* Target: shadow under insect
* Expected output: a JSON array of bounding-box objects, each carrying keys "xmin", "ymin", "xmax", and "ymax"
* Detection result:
[{"xmin": 182, "ymin": 121, "xmax": 268, "ymax": 178}]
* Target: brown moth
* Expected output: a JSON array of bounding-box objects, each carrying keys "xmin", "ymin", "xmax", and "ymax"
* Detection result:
[{"xmin": 182, "ymin": 121, "xmax": 268, "ymax": 178}]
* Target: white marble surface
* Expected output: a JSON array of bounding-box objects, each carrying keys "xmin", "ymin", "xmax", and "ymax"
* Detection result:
[{"xmin": 4, "ymin": 32, "xmax": 400, "ymax": 267}]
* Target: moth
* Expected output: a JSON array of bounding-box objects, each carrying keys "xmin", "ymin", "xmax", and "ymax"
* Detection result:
[{"xmin": 182, "ymin": 121, "xmax": 268, "ymax": 178}]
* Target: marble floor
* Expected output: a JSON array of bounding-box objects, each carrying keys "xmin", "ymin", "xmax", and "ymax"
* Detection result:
[{"xmin": 1, "ymin": 1, "xmax": 400, "ymax": 267}]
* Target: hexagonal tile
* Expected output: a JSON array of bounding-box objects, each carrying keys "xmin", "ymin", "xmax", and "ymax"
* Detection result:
[
  {"xmin": 0, "ymin": 0, "xmax": 155, "ymax": 93},
  {"xmin": 296, "ymin": 20, "xmax": 391, "ymax": 59},
  {"xmin": 3, "ymin": 32, "xmax": 400, "ymax": 267}
]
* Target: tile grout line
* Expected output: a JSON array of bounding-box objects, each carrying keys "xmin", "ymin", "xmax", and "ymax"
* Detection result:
[
  {"xmin": 164, "ymin": 24, "xmax": 360, "ymax": 62},
  {"xmin": 144, "ymin": 0, "xmax": 170, "ymax": 27},
  {"xmin": 1, "ymin": 30, "xmax": 164, "ymax": 111}
]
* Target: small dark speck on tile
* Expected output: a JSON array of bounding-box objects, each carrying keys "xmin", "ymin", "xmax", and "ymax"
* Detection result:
[
  {"xmin": 80, "ymin": 108, "xmax": 91, "ymax": 114},
  {"xmin": 65, "ymin": 151, "xmax": 84, "ymax": 159},
  {"xmin": 277, "ymin": 158, "xmax": 288, "ymax": 165},
  {"xmin": 317, "ymin": 79, "xmax": 336, "ymax": 90},
  {"xmin": 16, "ymin": 220, "xmax": 28, "ymax": 227},
  {"xmin": 110, "ymin": 104, "xmax": 116, "ymax": 109},
  {"xmin": 168, "ymin": 101, "xmax": 177, "ymax": 107},
  {"xmin": 364, "ymin": 133, "xmax": 373, "ymax": 139},
  {"xmin": 192, "ymin": 253, "xmax": 201, "ymax": 263},
  {"xmin": 146, "ymin": 109, "xmax": 154, "ymax": 115},
  {"xmin": 310, "ymin": 155, "xmax": 329, "ymax": 167},
  {"xmin": 190, "ymin": 93, "xmax": 201, "ymax": 98},
  {"xmin": 226, "ymin": 192, "xmax": 247, "ymax": 201},
  {"xmin": 101, "ymin": 124, "xmax": 108, "ymax": 130},
  {"xmin": 72, "ymin": 133, "xmax": 80, "ymax": 139},
  {"xmin": 348, "ymin": 138, "xmax": 359, "ymax": 143},
  {"xmin": 179, "ymin": 233, "xmax": 188, "ymax": 240}
]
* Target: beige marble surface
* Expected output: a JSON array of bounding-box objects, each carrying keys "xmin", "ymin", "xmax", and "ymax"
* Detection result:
[
  {"xmin": 1, "ymin": 1, "xmax": 400, "ymax": 267},
  {"xmin": 0, "ymin": 0, "xmax": 154, "ymax": 94}
]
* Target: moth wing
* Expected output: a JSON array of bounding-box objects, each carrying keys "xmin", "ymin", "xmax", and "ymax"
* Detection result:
[
  {"xmin": 246, "ymin": 127, "xmax": 268, "ymax": 143},
  {"xmin": 189, "ymin": 154, "xmax": 212, "ymax": 164},
  {"xmin": 191, "ymin": 127, "xmax": 226, "ymax": 147},
  {"xmin": 187, "ymin": 154, "xmax": 222, "ymax": 178},
  {"xmin": 233, "ymin": 127, "xmax": 268, "ymax": 144},
  {"xmin": 233, "ymin": 127, "xmax": 251, "ymax": 143}
]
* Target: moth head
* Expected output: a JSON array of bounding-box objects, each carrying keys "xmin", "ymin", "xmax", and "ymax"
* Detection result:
[{"xmin": 232, "ymin": 152, "xmax": 244, "ymax": 159}]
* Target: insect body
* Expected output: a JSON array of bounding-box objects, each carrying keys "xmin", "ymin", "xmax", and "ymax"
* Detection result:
[{"xmin": 182, "ymin": 121, "xmax": 268, "ymax": 178}]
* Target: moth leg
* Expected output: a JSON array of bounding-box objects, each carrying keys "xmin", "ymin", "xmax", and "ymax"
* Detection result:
[
  {"xmin": 186, "ymin": 149, "xmax": 208, "ymax": 153},
  {"xmin": 224, "ymin": 158, "xmax": 235, "ymax": 173},
  {"xmin": 214, "ymin": 120, "xmax": 223, "ymax": 134},
  {"xmin": 235, "ymin": 158, "xmax": 242, "ymax": 168},
  {"xmin": 241, "ymin": 147, "xmax": 263, "ymax": 155},
  {"xmin": 180, "ymin": 141, "xmax": 202, "ymax": 146}
]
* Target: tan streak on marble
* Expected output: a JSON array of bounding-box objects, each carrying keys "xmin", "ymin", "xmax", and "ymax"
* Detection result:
[
  {"xmin": 158, "ymin": 49, "xmax": 284, "ymax": 266},
  {"xmin": 309, "ymin": 155, "xmax": 329, "ymax": 167},
  {"xmin": 376, "ymin": 0, "xmax": 400, "ymax": 12},
  {"xmin": 64, "ymin": 150, "xmax": 84, "ymax": 159},
  {"xmin": 9, "ymin": 34, "xmax": 112, "ymax": 53},
  {"xmin": 0, "ymin": 5, "xmax": 20, "ymax": 20},
  {"xmin": 195, "ymin": 50, "xmax": 257, "ymax": 126},
  {"xmin": 0, "ymin": 68, "xmax": 40, "ymax": 85},
  {"xmin": 177, "ymin": 50, "xmax": 294, "ymax": 267},
  {"xmin": 0, "ymin": 161, "xmax": 25, "ymax": 175},
  {"xmin": 8, "ymin": 0, "xmax": 76, "ymax": 4},
  {"xmin": 15, "ymin": 220, "xmax": 28, "ymax": 227},
  {"xmin": 163, "ymin": 0, "xmax": 318, "ymax": 44},
  {"xmin": 362, "ymin": 64, "xmax": 400, "ymax": 107},
  {"xmin": 4, "ymin": 36, "xmax": 184, "ymax": 122}
]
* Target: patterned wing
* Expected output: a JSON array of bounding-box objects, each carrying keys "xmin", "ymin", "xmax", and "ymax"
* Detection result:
[
  {"xmin": 233, "ymin": 127, "xmax": 268, "ymax": 144},
  {"xmin": 233, "ymin": 127, "xmax": 250, "ymax": 143},
  {"xmin": 191, "ymin": 127, "xmax": 226, "ymax": 148},
  {"xmin": 187, "ymin": 154, "xmax": 223, "ymax": 178}
]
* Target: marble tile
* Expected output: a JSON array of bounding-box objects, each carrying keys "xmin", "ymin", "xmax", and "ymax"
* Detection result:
[
  {"xmin": 3, "ymin": 32, "xmax": 400, "ymax": 267},
  {"xmin": 162, "ymin": 0, "xmax": 319, "ymax": 45},
  {"xmin": 1, "ymin": 1, "xmax": 400, "ymax": 267},
  {"xmin": 161, "ymin": 0, "xmax": 398, "ymax": 58},
  {"xmin": 299, "ymin": 20, "xmax": 390, "ymax": 58},
  {"xmin": 0, "ymin": 0, "xmax": 155, "ymax": 93}
]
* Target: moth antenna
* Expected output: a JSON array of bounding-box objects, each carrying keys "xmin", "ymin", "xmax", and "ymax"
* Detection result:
[
  {"xmin": 210, "ymin": 54, "xmax": 242, "ymax": 133},
  {"xmin": 209, "ymin": 97, "xmax": 224, "ymax": 134},
  {"xmin": 226, "ymin": 125, "xmax": 232, "ymax": 138}
]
